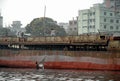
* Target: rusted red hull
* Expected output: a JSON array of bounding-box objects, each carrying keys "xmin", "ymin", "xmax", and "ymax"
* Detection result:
[
  {"xmin": 44, "ymin": 62, "xmax": 120, "ymax": 71},
  {"xmin": 0, "ymin": 50, "xmax": 120, "ymax": 70},
  {"xmin": 0, "ymin": 60, "xmax": 120, "ymax": 71},
  {"xmin": 0, "ymin": 60, "xmax": 36, "ymax": 68}
]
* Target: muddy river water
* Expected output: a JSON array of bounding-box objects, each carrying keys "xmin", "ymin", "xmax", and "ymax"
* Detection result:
[{"xmin": 0, "ymin": 68, "xmax": 120, "ymax": 81}]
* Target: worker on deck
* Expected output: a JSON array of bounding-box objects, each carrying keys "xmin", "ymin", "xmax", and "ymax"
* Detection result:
[
  {"xmin": 36, "ymin": 61, "xmax": 39, "ymax": 70},
  {"xmin": 36, "ymin": 61, "xmax": 44, "ymax": 70}
]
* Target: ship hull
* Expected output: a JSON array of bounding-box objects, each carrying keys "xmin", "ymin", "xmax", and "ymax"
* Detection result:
[
  {"xmin": 0, "ymin": 50, "xmax": 120, "ymax": 70},
  {"xmin": 0, "ymin": 60, "xmax": 120, "ymax": 71}
]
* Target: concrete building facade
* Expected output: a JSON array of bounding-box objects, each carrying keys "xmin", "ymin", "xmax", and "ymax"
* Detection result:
[
  {"xmin": 103, "ymin": 0, "xmax": 120, "ymax": 18},
  {"xmin": 68, "ymin": 18, "xmax": 78, "ymax": 35},
  {"xmin": 11, "ymin": 21, "xmax": 25, "ymax": 36},
  {"xmin": 78, "ymin": 4, "xmax": 120, "ymax": 35},
  {"xmin": 12, "ymin": 21, "xmax": 22, "ymax": 30},
  {"xmin": 11, "ymin": 21, "xmax": 22, "ymax": 34}
]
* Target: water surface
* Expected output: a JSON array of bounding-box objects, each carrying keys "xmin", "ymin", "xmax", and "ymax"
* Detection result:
[{"xmin": 0, "ymin": 68, "xmax": 120, "ymax": 81}]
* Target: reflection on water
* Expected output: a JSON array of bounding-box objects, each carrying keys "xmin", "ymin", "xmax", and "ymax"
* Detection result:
[{"xmin": 0, "ymin": 68, "xmax": 120, "ymax": 81}]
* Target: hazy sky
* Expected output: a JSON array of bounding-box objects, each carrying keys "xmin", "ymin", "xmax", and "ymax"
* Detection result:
[{"xmin": 0, "ymin": 0, "xmax": 103, "ymax": 27}]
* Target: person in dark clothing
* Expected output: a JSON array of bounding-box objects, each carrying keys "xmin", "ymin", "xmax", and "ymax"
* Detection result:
[{"xmin": 36, "ymin": 61, "xmax": 39, "ymax": 70}]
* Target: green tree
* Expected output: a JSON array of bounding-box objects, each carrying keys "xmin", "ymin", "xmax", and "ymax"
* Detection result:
[
  {"xmin": 25, "ymin": 17, "xmax": 66, "ymax": 36},
  {"xmin": 0, "ymin": 28, "xmax": 15, "ymax": 36}
]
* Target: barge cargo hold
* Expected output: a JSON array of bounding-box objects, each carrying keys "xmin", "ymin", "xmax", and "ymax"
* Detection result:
[{"xmin": 0, "ymin": 34, "xmax": 120, "ymax": 70}]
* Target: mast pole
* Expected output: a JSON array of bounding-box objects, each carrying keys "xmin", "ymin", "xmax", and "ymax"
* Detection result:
[
  {"xmin": 43, "ymin": 5, "xmax": 46, "ymax": 36},
  {"xmin": 44, "ymin": 5, "xmax": 46, "ymax": 18}
]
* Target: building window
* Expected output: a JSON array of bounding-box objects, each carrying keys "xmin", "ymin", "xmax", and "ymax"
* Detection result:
[
  {"xmin": 110, "ymin": 19, "xmax": 114, "ymax": 23},
  {"xmin": 83, "ymin": 26, "xmax": 87, "ymax": 28},
  {"xmin": 90, "ymin": 13, "xmax": 92, "ymax": 16},
  {"xmin": 74, "ymin": 21, "xmax": 77, "ymax": 24},
  {"xmin": 93, "ymin": 12, "xmax": 95, "ymax": 15},
  {"xmin": 83, "ymin": 20, "xmax": 87, "ymax": 21},
  {"xmin": 104, "ymin": 12, "xmax": 106, "ymax": 15},
  {"xmin": 104, "ymin": 25, "xmax": 107, "ymax": 29},
  {"xmin": 74, "ymin": 28, "xmax": 77, "ymax": 30},
  {"xmin": 89, "ymin": 25, "xmax": 95, "ymax": 28},
  {"xmin": 104, "ymin": 18, "xmax": 106, "ymax": 22},
  {"xmin": 110, "ymin": 13, "xmax": 113, "ymax": 16},
  {"xmin": 83, "ymin": 13, "xmax": 87, "ymax": 15},
  {"xmin": 93, "ymin": 25, "xmax": 95, "ymax": 28},
  {"xmin": 110, "ymin": 26, "xmax": 113, "ymax": 30},
  {"xmin": 70, "ymin": 28, "xmax": 72, "ymax": 31},
  {"xmin": 116, "ymin": 26, "xmax": 119, "ymax": 29},
  {"xmin": 93, "ymin": 19, "xmax": 95, "ymax": 22},
  {"xmin": 89, "ymin": 19, "xmax": 92, "ymax": 22},
  {"xmin": 89, "ymin": 26, "xmax": 92, "ymax": 28},
  {"xmin": 69, "ymin": 21, "xmax": 72, "ymax": 25},
  {"xmin": 116, "ymin": 20, "xmax": 119, "ymax": 23}
]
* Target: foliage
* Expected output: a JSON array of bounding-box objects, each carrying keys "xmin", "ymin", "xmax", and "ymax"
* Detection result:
[
  {"xmin": 0, "ymin": 28, "xmax": 15, "ymax": 36},
  {"xmin": 25, "ymin": 17, "xmax": 66, "ymax": 36}
]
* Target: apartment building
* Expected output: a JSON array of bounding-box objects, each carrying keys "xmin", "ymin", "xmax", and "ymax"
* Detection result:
[
  {"xmin": 78, "ymin": 4, "xmax": 120, "ymax": 35},
  {"xmin": 68, "ymin": 18, "xmax": 78, "ymax": 35}
]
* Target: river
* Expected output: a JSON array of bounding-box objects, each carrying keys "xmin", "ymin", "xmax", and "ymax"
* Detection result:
[{"xmin": 0, "ymin": 68, "xmax": 120, "ymax": 81}]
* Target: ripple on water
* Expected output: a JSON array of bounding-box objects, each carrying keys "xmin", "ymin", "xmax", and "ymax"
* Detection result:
[{"xmin": 0, "ymin": 69, "xmax": 120, "ymax": 81}]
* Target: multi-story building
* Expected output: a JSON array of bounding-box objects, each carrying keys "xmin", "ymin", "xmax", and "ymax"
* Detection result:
[
  {"xmin": 58, "ymin": 22, "xmax": 69, "ymax": 34},
  {"xmin": 68, "ymin": 18, "xmax": 78, "ymax": 35},
  {"xmin": 0, "ymin": 13, "xmax": 3, "ymax": 28},
  {"xmin": 78, "ymin": 3, "xmax": 120, "ymax": 35},
  {"xmin": 11, "ymin": 21, "xmax": 25, "ymax": 36},
  {"xmin": 12, "ymin": 21, "xmax": 22, "ymax": 30}
]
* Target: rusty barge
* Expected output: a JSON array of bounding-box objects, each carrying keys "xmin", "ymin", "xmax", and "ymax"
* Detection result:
[{"xmin": 0, "ymin": 34, "xmax": 120, "ymax": 70}]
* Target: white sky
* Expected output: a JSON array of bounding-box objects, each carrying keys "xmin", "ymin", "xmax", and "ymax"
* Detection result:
[{"xmin": 0, "ymin": 0, "xmax": 103, "ymax": 27}]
